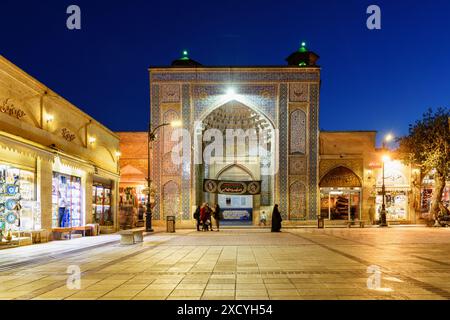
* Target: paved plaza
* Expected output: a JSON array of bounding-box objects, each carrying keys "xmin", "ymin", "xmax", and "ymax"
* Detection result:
[{"xmin": 1, "ymin": 227, "xmax": 450, "ymax": 300}]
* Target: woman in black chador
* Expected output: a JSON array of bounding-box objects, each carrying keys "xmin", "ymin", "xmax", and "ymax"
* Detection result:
[{"xmin": 271, "ymin": 204, "xmax": 282, "ymax": 232}]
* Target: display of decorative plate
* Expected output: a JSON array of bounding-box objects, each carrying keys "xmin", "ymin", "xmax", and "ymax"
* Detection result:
[
  {"xmin": 0, "ymin": 203, "xmax": 5, "ymax": 213},
  {"xmin": 6, "ymin": 185, "xmax": 18, "ymax": 196},
  {"xmin": 5, "ymin": 199, "xmax": 17, "ymax": 211},
  {"xmin": 6, "ymin": 212, "xmax": 17, "ymax": 224}
]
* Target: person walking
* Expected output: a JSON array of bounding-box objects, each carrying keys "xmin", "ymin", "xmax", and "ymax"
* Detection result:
[
  {"xmin": 193, "ymin": 205, "xmax": 201, "ymax": 231},
  {"xmin": 213, "ymin": 203, "xmax": 222, "ymax": 231},
  {"xmin": 271, "ymin": 204, "xmax": 282, "ymax": 232},
  {"xmin": 200, "ymin": 203, "xmax": 208, "ymax": 231},
  {"xmin": 205, "ymin": 203, "xmax": 213, "ymax": 231},
  {"xmin": 259, "ymin": 210, "xmax": 267, "ymax": 226}
]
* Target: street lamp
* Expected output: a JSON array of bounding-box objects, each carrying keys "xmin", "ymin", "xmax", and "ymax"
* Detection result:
[
  {"xmin": 383, "ymin": 133, "xmax": 393, "ymax": 148},
  {"xmin": 379, "ymin": 152, "xmax": 391, "ymax": 227},
  {"xmin": 146, "ymin": 120, "xmax": 182, "ymax": 232}
]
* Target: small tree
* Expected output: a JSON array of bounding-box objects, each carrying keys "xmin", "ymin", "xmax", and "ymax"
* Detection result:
[{"xmin": 398, "ymin": 107, "xmax": 450, "ymax": 219}]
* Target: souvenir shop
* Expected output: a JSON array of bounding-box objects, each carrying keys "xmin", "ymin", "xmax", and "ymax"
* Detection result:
[
  {"xmin": 0, "ymin": 162, "xmax": 39, "ymax": 237},
  {"xmin": 119, "ymin": 185, "xmax": 147, "ymax": 229},
  {"xmin": 375, "ymin": 159, "xmax": 410, "ymax": 222}
]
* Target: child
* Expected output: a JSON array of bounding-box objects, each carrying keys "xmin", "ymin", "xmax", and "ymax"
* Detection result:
[{"xmin": 259, "ymin": 210, "xmax": 267, "ymax": 226}]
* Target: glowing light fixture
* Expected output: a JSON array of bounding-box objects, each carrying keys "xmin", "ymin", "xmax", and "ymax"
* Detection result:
[
  {"xmin": 225, "ymin": 88, "xmax": 237, "ymax": 100},
  {"xmin": 299, "ymin": 41, "xmax": 307, "ymax": 52},
  {"xmin": 115, "ymin": 151, "xmax": 122, "ymax": 157},
  {"xmin": 382, "ymin": 154, "xmax": 391, "ymax": 163},
  {"xmin": 88, "ymin": 136, "xmax": 96, "ymax": 144},
  {"xmin": 170, "ymin": 120, "xmax": 182, "ymax": 128},
  {"xmin": 46, "ymin": 114, "xmax": 54, "ymax": 123},
  {"xmin": 384, "ymin": 133, "xmax": 394, "ymax": 142},
  {"xmin": 181, "ymin": 50, "xmax": 189, "ymax": 60}
]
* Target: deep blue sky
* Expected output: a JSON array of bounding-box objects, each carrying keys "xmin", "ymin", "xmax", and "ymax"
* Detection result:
[{"xmin": 1, "ymin": 0, "xmax": 449, "ymax": 145}]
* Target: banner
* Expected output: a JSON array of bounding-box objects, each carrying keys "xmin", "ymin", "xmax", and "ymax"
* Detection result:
[{"xmin": 203, "ymin": 179, "xmax": 261, "ymax": 195}]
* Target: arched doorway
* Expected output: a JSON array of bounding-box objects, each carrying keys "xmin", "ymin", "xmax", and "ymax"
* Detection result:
[
  {"xmin": 194, "ymin": 100, "xmax": 275, "ymax": 225},
  {"xmin": 319, "ymin": 166, "xmax": 362, "ymax": 220}
]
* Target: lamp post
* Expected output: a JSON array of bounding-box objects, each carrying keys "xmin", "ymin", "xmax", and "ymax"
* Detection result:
[
  {"xmin": 379, "ymin": 133, "xmax": 393, "ymax": 227},
  {"xmin": 146, "ymin": 120, "xmax": 182, "ymax": 232}
]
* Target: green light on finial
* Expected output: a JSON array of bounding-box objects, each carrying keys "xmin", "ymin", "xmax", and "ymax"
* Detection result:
[
  {"xmin": 299, "ymin": 61, "xmax": 307, "ymax": 67},
  {"xmin": 299, "ymin": 41, "xmax": 307, "ymax": 52},
  {"xmin": 181, "ymin": 50, "xmax": 189, "ymax": 60}
]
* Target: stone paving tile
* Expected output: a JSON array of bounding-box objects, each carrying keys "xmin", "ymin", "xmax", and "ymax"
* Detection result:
[{"xmin": 2, "ymin": 228, "xmax": 450, "ymax": 300}]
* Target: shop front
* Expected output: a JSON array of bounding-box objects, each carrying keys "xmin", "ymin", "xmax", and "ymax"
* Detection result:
[
  {"xmin": 119, "ymin": 185, "xmax": 147, "ymax": 230},
  {"xmin": 92, "ymin": 176, "xmax": 116, "ymax": 233},
  {"xmin": 319, "ymin": 166, "xmax": 362, "ymax": 221},
  {"xmin": 52, "ymin": 172, "xmax": 83, "ymax": 228},
  {"xmin": 0, "ymin": 162, "xmax": 39, "ymax": 238},
  {"xmin": 375, "ymin": 159, "xmax": 411, "ymax": 222},
  {"xmin": 0, "ymin": 55, "xmax": 121, "ymax": 246}
]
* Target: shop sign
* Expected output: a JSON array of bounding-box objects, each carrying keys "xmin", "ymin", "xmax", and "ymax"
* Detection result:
[
  {"xmin": 0, "ymin": 98, "xmax": 26, "ymax": 119},
  {"xmin": 203, "ymin": 179, "xmax": 261, "ymax": 195},
  {"xmin": 61, "ymin": 128, "xmax": 76, "ymax": 142},
  {"xmin": 319, "ymin": 166, "xmax": 362, "ymax": 188},
  {"xmin": 369, "ymin": 162, "xmax": 382, "ymax": 169}
]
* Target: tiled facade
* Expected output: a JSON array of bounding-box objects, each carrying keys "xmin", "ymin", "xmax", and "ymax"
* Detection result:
[{"xmin": 148, "ymin": 67, "xmax": 321, "ymax": 227}]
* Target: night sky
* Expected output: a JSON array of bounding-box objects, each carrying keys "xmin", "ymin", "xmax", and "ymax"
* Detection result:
[{"xmin": 1, "ymin": 0, "xmax": 449, "ymax": 145}]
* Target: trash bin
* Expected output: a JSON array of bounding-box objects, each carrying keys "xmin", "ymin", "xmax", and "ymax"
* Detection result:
[
  {"xmin": 166, "ymin": 216, "xmax": 176, "ymax": 233},
  {"xmin": 317, "ymin": 216, "xmax": 324, "ymax": 229}
]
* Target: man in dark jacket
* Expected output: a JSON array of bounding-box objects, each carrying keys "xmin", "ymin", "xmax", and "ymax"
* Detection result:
[
  {"xmin": 193, "ymin": 206, "xmax": 201, "ymax": 231},
  {"xmin": 213, "ymin": 203, "xmax": 222, "ymax": 231}
]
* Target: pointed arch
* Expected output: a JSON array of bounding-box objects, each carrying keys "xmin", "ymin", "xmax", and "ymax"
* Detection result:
[{"xmin": 319, "ymin": 166, "xmax": 362, "ymax": 188}]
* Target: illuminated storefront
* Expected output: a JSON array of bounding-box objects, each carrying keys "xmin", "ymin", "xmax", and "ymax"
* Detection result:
[
  {"xmin": 52, "ymin": 172, "xmax": 83, "ymax": 228},
  {"xmin": 0, "ymin": 163, "xmax": 39, "ymax": 233},
  {"xmin": 0, "ymin": 55, "xmax": 120, "ymax": 246},
  {"xmin": 375, "ymin": 159, "xmax": 411, "ymax": 222},
  {"xmin": 319, "ymin": 166, "xmax": 362, "ymax": 221}
]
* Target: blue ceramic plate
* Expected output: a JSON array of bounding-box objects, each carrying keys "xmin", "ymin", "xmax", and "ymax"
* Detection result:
[
  {"xmin": 6, "ymin": 212, "xmax": 17, "ymax": 224},
  {"xmin": 5, "ymin": 199, "xmax": 17, "ymax": 210},
  {"xmin": 6, "ymin": 185, "xmax": 17, "ymax": 196}
]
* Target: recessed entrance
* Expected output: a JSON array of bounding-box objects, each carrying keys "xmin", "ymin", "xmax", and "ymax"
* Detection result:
[{"xmin": 319, "ymin": 166, "xmax": 362, "ymax": 220}]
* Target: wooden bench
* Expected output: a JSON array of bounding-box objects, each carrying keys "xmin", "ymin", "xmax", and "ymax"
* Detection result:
[
  {"xmin": 347, "ymin": 221, "xmax": 365, "ymax": 228},
  {"xmin": 119, "ymin": 228, "xmax": 145, "ymax": 245},
  {"xmin": 72, "ymin": 226, "xmax": 94, "ymax": 237},
  {"xmin": 30, "ymin": 229, "xmax": 49, "ymax": 243},
  {"xmin": 52, "ymin": 227, "xmax": 73, "ymax": 240}
]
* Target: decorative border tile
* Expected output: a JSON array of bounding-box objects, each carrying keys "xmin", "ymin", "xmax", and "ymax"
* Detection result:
[
  {"xmin": 308, "ymin": 84, "xmax": 319, "ymax": 219},
  {"xmin": 278, "ymin": 84, "xmax": 288, "ymax": 220},
  {"xmin": 181, "ymin": 84, "xmax": 191, "ymax": 220},
  {"xmin": 151, "ymin": 71, "xmax": 320, "ymax": 83},
  {"xmin": 151, "ymin": 84, "xmax": 161, "ymax": 220}
]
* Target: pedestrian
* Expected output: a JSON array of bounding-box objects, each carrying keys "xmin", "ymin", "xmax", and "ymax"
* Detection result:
[
  {"xmin": 193, "ymin": 205, "xmax": 201, "ymax": 231},
  {"xmin": 271, "ymin": 204, "xmax": 282, "ymax": 232},
  {"xmin": 213, "ymin": 203, "xmax": 222, "ymax": 231},
  {"xmin": 259, "ymin": 210, "xmax": 267, "ymax": 226},
  {"xmin": 205, "ymin": 203, "xmax": 214, "ymax": 231},
  {"xmin": 200, "ymin": 203, "xmax": 207, "ymax": 231}
]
